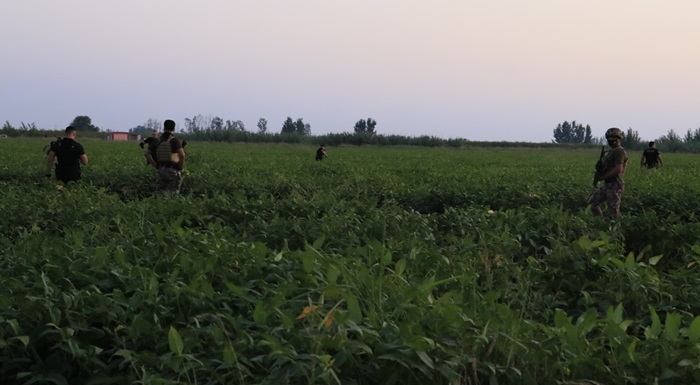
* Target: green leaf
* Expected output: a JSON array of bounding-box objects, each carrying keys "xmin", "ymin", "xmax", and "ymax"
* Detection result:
[
  {"xmin": 664, "ymin": 313, "xmax": 681, "ymax": 341},
  {"xmin": 649, "ymin": 306, "xmax": 662, "ymax": 338},
  {"xmin": 380, "ymin": 251, "xmax": 392, "ymax": 266},
  {"xmin": 253, "ymin": 302, "xmax": 268, "ymax": 324},
  {"xmin": 326, "ymin": 265, "xmax": 339, "ymax": 285},
  {"xmin": 13, "ymin": 336, "xmax": 29, "ymax": 347},
  {"xmin": 223, "ymin": 344, "xmax": 236, "ymax": 365},
  {"xmin": 168, "ymin": 326, "xmax": 184, "ymax": 355},
  {"xmin": 416, "ymin": 351, "xmax": 434, "ymax": 369},
  {"xmin": 395, "ymin": 258, "xmax": 406, "ymax": 276},
  {"xmin": 648, "ymin": 255, "xmax": 663, "ymax": 266},
  {"xmin": 347, "ymin": 295, "xmax": 362, "ymax": 322},
  {"xmin": 312, "ymin": 236, "xmax": 326, "ymax": 249},
  {"xmin": 690, "ymin": 316, "xmax": 700, "ymax": 342}
]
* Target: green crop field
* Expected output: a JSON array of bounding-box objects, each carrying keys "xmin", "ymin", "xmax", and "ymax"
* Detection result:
[{"xmin": 2, "ymin": 138, "xmax": 700, "ymax": 384}]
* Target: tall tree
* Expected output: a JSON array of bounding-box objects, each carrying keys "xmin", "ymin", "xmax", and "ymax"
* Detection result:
[
  {"xmin": 354, "ymin": 119, "xmax": 367, "ymax": 133},
  {"xmin": 281, "ymin": 117, "xmax": 296, "ymax": 134},
  {"xmin": 70, "ymin": 115, "xmax": 100, "ymax": 132},
  {"xmin": 552, "ymin": 120, "xmax": 591, "ymax": 144},
  {"xmin": 354, "ymin": 118, "xmax": 378, "ymax": 135},
  {"xmin": 366, "ymin": 118, "xmax": 377, "ymax": 135},
  {"xmin": 295, "ymin": 118, "xmax": 310, "ymax": 135},
  {"xmin": 622, "ymin": 128, "xmax": 641, "ymax": 148},
  {"xmin": 257, "ymin": 118, "xmax": 268, "ymax": 134},
  {"xmin": 683, "ymin": 128, "xmax": 700, "ymax": 143}
]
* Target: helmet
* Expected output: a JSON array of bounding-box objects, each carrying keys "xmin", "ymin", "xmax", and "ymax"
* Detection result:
[{"xmin": 605, "ymin": 127, "xmax": 624, "ymax": 139}]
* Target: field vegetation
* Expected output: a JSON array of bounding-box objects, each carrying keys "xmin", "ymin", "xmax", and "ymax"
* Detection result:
[{"xmin": 1, "ymin": 138, "xmax": 700, "ymax": 384}]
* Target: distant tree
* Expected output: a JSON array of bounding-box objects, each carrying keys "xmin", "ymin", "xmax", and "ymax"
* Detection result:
[
  {"xmin": 210, "ymin": 116, "xmax": 224, "ymax": 131},
  {"xmin": 295, "ymin": 118, "xmax": 310, "ymax": 135},
  {"xmin": 70, "ymin": 115, "xmax": 100, "ymax": 132},
  {"xmin": 130, "ymin": 118, "xmax": 161, "ymax": 134},
  {"xmin": 552, "ymin": 120, "xmax": 590, "ymax": 144},
  {"xmin": 683, "ymin": 128, "xmax": 700, "ymax": 143},
  {"xmin": 622, "ymin": 128, "xmax": 641, "ymax": 148},
  {"xmin": 225, "ymin": 119, "xmax": 245, "ymax": 132},
  {"xmin": 584, "ymin": 125, "xmax": 592, "ymax": 144},
  {"xmin": 656, "ymin": 129, "xmax": 684, "ymax": 152},
  {"xmin": 257, "ymin": 118, "xmax": 268, "ymax": 134},
  {"xmin": 129, "ymin": 125, "xmax": 148, "ymax": 134},
  {"xmin": 281, "ymin": 117, "xmax": 296, "ymax": 134},
  {"xmin": 657, "ymin": 129, "xmax": 681, "ymax": 143},
  {"xmin": 354, "ymin": 118, "xmax": 378, "ymax": 135},
  {"xmin": 354, "ymin": 119, "xmax": 367, "ymax": 133},
  {"xmin": 367, "ymin": 118, "xmax": 377, "ymax": 135}
]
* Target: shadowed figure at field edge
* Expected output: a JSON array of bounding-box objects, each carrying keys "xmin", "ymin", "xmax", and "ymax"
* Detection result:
[
  {"xmin": 144, "ymin": 120, "xmax": 186, "ymax": 194},
  {"xmin": 45, "ymin": 126, "xmax": 88, "ymax": 183},
  {"xmin": 588, "ymin": 127, "xmax": 628, "ymax": 218},
  {"xmin": 640, "ymin": 141, "xmax": 663, "ymax": 169},
  {"xmin": 315, "ymin": 144, "xmax": 327, "ymax": 161}
]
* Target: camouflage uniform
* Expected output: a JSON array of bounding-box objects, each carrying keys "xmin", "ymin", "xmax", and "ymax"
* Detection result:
[
  {"xmin": 156, "ymin": 167, "xmax": 183, "ymax": 194},
  {"xmin": 590, "ymin": 146, "xmax": 627, "ymax": 218}
]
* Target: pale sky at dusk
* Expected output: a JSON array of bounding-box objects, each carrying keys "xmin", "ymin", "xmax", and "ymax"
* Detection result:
[{"xmin": 2, "ymin": 1, "xmax": 699, "ymax": 142}]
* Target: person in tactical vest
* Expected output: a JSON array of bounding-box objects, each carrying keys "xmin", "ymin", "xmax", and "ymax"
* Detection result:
[
  {"xmin": 144, "ymin": 119, "xmax": 186, "ymax": 194},
  {"xmin": 640, "ymin": 141, "xmax": 663, "ymax": 169},
  {"xmin": 588, "ymin": 127, "xmax": 628, "ymax": 218},
  {"xmin": 45, "ymin": 126, "xmax": 88, "ymax": 183}
]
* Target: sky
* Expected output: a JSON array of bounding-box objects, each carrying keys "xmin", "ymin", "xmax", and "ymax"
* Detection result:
[{"xmin": 2, "ymin": 0, "xmax": 699, "ymax": 142}]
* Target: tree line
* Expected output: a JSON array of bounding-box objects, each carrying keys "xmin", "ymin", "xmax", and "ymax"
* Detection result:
[{"xmin": 6, "ymin": 115, "xmax": 700, "ymax": 152}]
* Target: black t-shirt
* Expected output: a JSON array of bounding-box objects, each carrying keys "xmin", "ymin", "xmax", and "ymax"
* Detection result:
[
  {"xmin": 643, "ymin": 147, "xmax": 660, "ymax": 163},
  {"xmin": 51, "ymin": 138, "xmax": 85, "ymax": 171}
]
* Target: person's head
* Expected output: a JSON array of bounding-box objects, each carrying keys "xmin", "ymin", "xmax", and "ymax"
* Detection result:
[
  {"xmin": 163, "ymin": 119, "xmax": 176, "ymax": 133},
  {"xmin": 65, "ymin": 126, "xmax": 77, "ymax": 138},
  {"xmin": 605, "ymin": 127, "xmax": 623, "ymax": 147},
  {"xmin": 151, "ymin": 130, "xmax": 159, "ymax": 138},
  {"xmin": 649, "ymin": 141, "xmax": 656, "ymax": 148}
]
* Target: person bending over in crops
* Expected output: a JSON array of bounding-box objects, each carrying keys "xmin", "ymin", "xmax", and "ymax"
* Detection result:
[
  {"xmin": 588, "ymin": 127, "xmax": 628, "ymax": 218},
  {"xmin": 640, "ymin": 141, "xmax": 663, "ymax": 169},
  {"xmin": 45, "ymin": 126, "xmax": 88, "ymax": 183},
  {"xmin": 315, "ymin": 144, "xmax": 327, "ymax": 161},
  {"xmin": 145, "ymin": 119, "xmax": 186, "ymax": 194}
]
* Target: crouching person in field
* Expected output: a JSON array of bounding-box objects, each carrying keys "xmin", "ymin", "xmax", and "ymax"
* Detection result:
[{"xmin": 144, "ymin": 119, "xmax": 186, "ymax": 194}]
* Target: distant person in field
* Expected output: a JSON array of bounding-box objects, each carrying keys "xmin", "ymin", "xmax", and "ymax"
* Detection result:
[
  {"xmin": 139, "ymin": 130, "xmax": 159, "ymax": 149},
  {"xmin": 588, "ymin": 127, "xmax": 628, "ymax": 218},
  {"xmin": 315, "ymin": 144, "xmax": 327, "ymax": 161},
  {"xmin": 144, "ymin": 119, "xmax": 186, "ymax": 194},
  {"xmin": 45, "ymin": 126, "xmax": 88, "ymax": 183},
  {"xmin": 641, "ymin": 141, "xmax": 663, "ymax": 169}
]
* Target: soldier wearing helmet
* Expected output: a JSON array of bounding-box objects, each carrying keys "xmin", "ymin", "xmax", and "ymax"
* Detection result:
[{"xmin": 588, "ymin": 127, "xmax": 628, "ymax": 218}]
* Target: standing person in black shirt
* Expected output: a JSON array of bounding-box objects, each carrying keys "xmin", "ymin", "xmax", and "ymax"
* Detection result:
[
  {"xmin": 641, "ymin": 141, "xmax": 663, "ymax": 169},
  {"xmin": 45, "ymin": 126, "xmax": 88, "ymax": 183},
  {"xmin": 139, "ymin": 130, "xmax": 159, "ymax": 149}
]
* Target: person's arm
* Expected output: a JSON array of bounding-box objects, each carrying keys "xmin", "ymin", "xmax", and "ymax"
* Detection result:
[
  {"xmin": 599, "ymin": 163, "xmax": 624, "ymax": 181},
  {"xmin": 80, "ymin": 154, "xmax": 88, "ymax": 166},
  {"xmin": 45, "ymin": 151, "xmax": 56, "ymax": 177},
  {"xmin": 177, "ymin": 148, "xmax": 186, "ymax": 169},
  {"xmin": 144, "ymin": 148, "xmax": 158, "ymax": 168},
  {"xmin": 640, "ymin": 154, "xmax": 645, "ymax": 166},
  {"xmin": 658, "ymin": 154, "xmax": 663, "ymax": 167}
]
